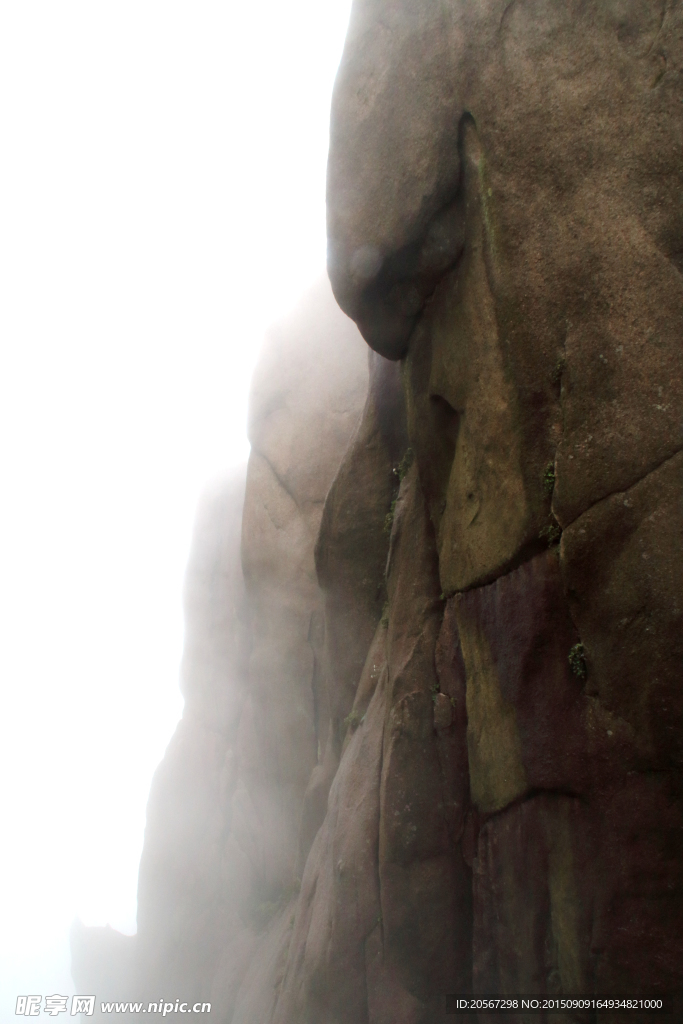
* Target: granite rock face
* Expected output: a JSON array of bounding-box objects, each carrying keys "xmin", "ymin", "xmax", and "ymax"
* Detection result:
[
  {"xmin": 324, "ymin": 0, "xmax": 683, "ymax": 1019},
  {"xmin": 75, "ymin": 5, "xmax": 682, "ymax": 1021}
]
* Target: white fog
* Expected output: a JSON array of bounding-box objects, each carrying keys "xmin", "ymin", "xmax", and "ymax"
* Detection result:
[{"xmin": 0, "ymin": 1, "xmax": 352, "ymax": 1016}]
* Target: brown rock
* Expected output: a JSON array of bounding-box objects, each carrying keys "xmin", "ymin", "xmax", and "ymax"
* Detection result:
[
  {"xmin": 442, "ymin": 544, "xmax": 683, "ymax": 1006},
  {"xmin": 404, "ymin": 119, "xmax": 545, "ymax": 593},
  {"xmin": 315, "ymin": 351, "xmax": 407, "ymax": 728},
  {"xmin": 328, "ymin": 0, "xmax": 465, "ymax": 359},
  {"xmin": 452, "ymin": 551, "xmax": 587, "ymax": 814},
  {"xmin": 330, "ymin": 0, "xmax": 683, "ymax": 571},
  {"xmin": 273, "ymin": 668, "xmax": 387, "ymax": 1024},
  {"xmin": 560, "ymin": 450, "xmax": 683, "ymax": 767},
  {"xmin": 295, "ymin": 351, "xmax": 408, "ymax": 872},
  {"xmin": 473, "ymin": 794, "xmax": 595, "ymax": 1003},
  {"xmin": 237, "ymin": 276, "xmax": 368, "ymax": 901},
  {"xmin": 275, "ymin": 464, "xmax": 472, "ymax": 1023},
  {"xmin": 328, "ymin": 0, "xmax": 683, "ymax": 1012}
]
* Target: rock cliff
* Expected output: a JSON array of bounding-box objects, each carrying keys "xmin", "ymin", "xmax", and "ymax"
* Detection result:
[{"xmin": 74, "ymin": 4, "xmax": 682, "ymax": 1022}]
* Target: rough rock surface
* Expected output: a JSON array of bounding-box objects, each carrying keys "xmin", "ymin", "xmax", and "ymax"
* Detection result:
[
  {"xmin": 274, "ymin": 460, "xmax": 471, "ymax": 1024},
  {"xmin": 325, "ymin": 0, "xmax": 683, "ymax": 1019},
  {"xmin": 75, "ymin": 4, "xmax": 682, "ymax": 1022}
]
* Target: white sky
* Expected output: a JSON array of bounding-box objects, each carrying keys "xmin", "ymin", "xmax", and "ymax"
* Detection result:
[{"xmin": 0, "ymin": 1, "xmax": 352, "ymax": 1015}]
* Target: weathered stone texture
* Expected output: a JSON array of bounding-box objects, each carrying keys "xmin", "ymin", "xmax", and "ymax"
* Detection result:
[
  {"xmin": 275, "ymin": 463, "xmax": 471, "ymax": 1024},
  {"xmin": 297, "ymin": 351, "xmax": 406, "ymax": 874},
  {"xmin": 321, "ymin": 0, "xmax": 683, "ymax": 1017},
  {"xmin": 75, "ymin": 3, "xmax": 683, "ymax": 1021}
]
